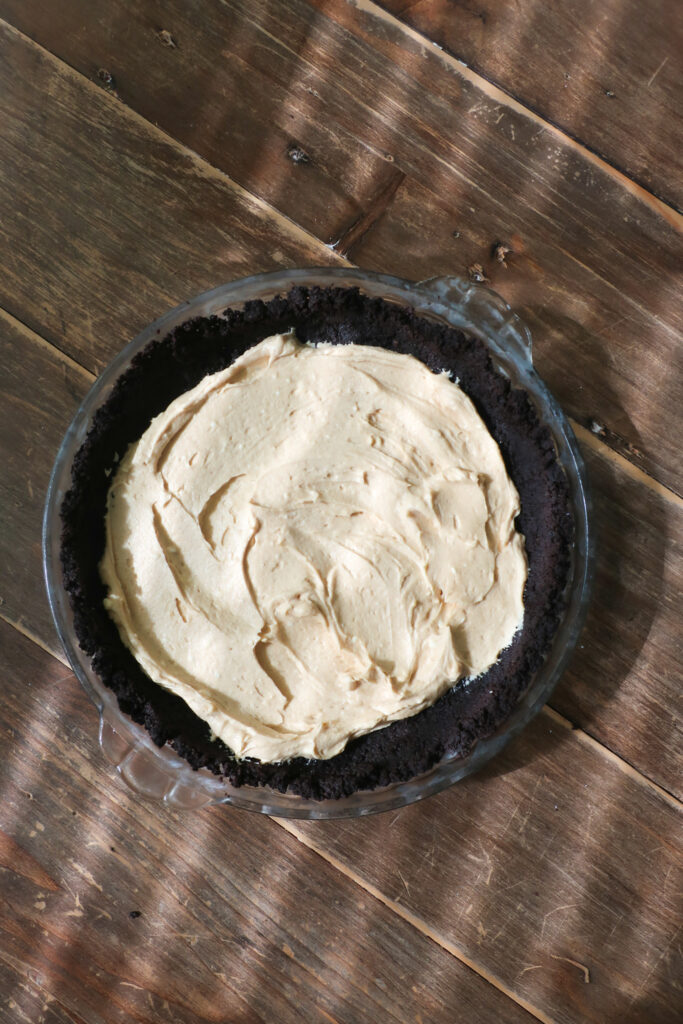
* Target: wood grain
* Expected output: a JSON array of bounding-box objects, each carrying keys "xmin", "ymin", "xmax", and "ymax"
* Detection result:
[
  {"xmin": 1, "ymin": 3, "xmax": 680, "ymax": 1022},
  {"xmin": 554, "ymin": 440, "xmax": 683, "ymax": 799},
  {"xmin": 287, "ymin": 711, "xmax": 683, "ymax": 1024},
  {"xmin": 1, "ymin": 5, "xmax": 681, "ymax": 492},
  {"xmin": 0, "ymin": 310, "xmax": 92, "ymax": 655},
  {"xmin": 0, "ymin": 0, "xmax": 399, "ymax": 244},
  {"xmin": 344, "ymin": 172, "xmax": 683, "ymax": 494},
  {"xmin": 375, "ymin": 0, "xmax": 683, "ymax": 210},
  {"xmin": 0, "ymin": 20, "xmax": 342, "ymax": 376},
  {"xmin": 0, "ymin": 619, "xmax": 535, "ymax": 1024}
]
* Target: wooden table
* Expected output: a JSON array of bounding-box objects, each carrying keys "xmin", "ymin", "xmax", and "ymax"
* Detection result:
[{"xmin": 1, "ymin": 2, "xmax": 681, "ymax": 1021}]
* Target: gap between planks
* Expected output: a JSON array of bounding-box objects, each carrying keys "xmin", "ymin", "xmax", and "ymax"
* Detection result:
[
  {"xmin": 353, "ymin": 0, "xmax": 683, "ymax": 228},
  {"xmin": 275, "ymin": 816, "xmax": 554, "ymax": 1024},
  {"xmin": 543, "ymin": 706, "xmax": 681, "ymax": 812},
  {"xmin": 570, "ymin": 422, "xmax": 682, "ymax": 509},
  {"xmin": 0, "ymin": 610, "xmax": 68, "ymax": 667},
  {"xmin": 0, "ymin": 307, "xmax": 96, "ymax": 383}
]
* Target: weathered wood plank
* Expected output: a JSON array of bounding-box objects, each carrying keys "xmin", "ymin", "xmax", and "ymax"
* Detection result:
[
  {"xmin": 287, "ymin": 710, "xmax": 683, "ymax": 1024},
  {"xmin": 0, "ymin": 20, "xmax": 342, "ymax": 376},
  {"xmin": 298, "ymin": 1, "xmax": 683, "ymax": 493},
  {"xmin": 342, "ymin": 171, "xmax": 683, "ymax": 491},
  {"xmin": 555, "ymin": 432, "xmax": 683, "ymax": 799},
  {"xmin": 0, "ymin": 310, "xmax": 93, "ymax": 655},
  {"xmin": 0, "ymin": 619, "xmax": 535, "ymax": 1024},
  {"xmin": 0, "ymin": 964, "xmax": 82, "ymax": 1024},
  {"xmin": 344, "ymin": 172, "xmax": 683, "ymax": 494},
  {"xmin": 375, "ymin": 0, "xmax": 683, "ymax": 209},
  {"xmin": 1, "ymin": 5, "xmax": 680, "ymax": 491},
  {"xmin": 0, "ymin": 0, "xmax": 398, "ymax": 244},
  {"xmin": 2, "ymin": 6, "xmax": 680, "ymax": 1024},
  {"xmin": 2, "ymin": 269, "xmax": 681, "ymax": 795}
]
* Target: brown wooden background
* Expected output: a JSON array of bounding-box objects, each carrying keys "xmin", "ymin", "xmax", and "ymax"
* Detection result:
[{"xmin": 0, "ymin": 2, "xmax": 681, "ymax": 1022}]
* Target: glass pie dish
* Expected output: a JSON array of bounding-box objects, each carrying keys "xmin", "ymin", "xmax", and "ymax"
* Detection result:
[{"xmin": 43, "ymin": 267, "xmax": 592, "ymax": 819}]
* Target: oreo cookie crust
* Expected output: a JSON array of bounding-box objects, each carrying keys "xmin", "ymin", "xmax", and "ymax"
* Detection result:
[{"xmin": 61, "ymin": 286, "xmax": 572, "ymax": 799}]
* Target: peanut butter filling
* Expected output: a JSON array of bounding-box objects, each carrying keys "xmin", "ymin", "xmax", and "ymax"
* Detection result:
[{"xmin": 100, "ymin": 333, "xmax": 527, "ymax": 761}]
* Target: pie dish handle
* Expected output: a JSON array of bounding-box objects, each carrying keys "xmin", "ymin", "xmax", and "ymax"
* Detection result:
[
  {"xmin": 415, "ymin": 275, "xmax": 534, "ymax": 367},
  {"xmin": 97, "ymin": 704, "xmax": 216, "ymax": 809}
]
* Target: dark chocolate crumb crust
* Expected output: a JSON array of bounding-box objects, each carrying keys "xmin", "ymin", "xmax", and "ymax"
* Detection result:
[{"xmin": 61, "ymin": 286, "xmax": 572, "ymax": 799}]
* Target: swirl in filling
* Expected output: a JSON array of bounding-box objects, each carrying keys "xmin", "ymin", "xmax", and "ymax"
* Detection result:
[{"xmin": 101, "ymin": 333, "xmax": 527, "ymax": 761}]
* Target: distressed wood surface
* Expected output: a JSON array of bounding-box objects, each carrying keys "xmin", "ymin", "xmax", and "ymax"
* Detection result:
[
  {"xmin": 0, "ymin": 621, "xmax": 537, "ymax": 1024},
  {"xmin": 287, "ymin": 715, "xmax": 683, "ymax": 1024},
  {"xmin": 1, "ymin": 1, "xmax": 681, "ymax": 1021},
  {"xmin": 376, "ymin": 0, "xmax": 683, "ymax": 210},
  {"xmin": 1, "ymin": 5, "xmax": 681, "ymax": 494},
  {"xmin": 553, "ymin": 434, "xmax": 682, "ymax": 798},
  {"xmin": 0, "ymin": 19, "xmax": 342, "ymax": 376},
  {"xmin": 0, "ymin": 311, "xmax": 92, "ymax": 654},
  {"xmin": 0, "ymin": 0, "xmax": 398, "ymax": 244},
  {"xmin": 303, "ymin": 0, "xmax": 683, "ymax": 493},
  {"xmin": 344, "ymin": 173, "xmax": 683, "ymax": 494}
]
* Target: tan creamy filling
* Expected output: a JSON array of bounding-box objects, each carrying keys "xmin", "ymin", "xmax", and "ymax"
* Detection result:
[{"xmin": 100, "ymin": 333, "xmax": 527, "ymax": 761}]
